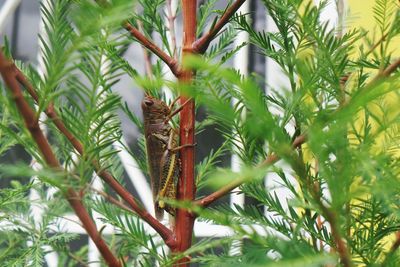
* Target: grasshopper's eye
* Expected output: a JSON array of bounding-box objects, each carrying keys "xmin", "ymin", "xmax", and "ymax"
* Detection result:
[{"xmin": 144, "ymin": 99, "xmax": 154, "ymax": 106}]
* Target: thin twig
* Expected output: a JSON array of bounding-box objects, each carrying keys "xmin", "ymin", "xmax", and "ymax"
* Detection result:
[
  {"xmin": 365, "ymin": 32, "xmax": 388, "ymax": 57},
  {"xmin": 137, "ymin": 20, "xmax": 154, "ymax": 78},
  {"xmin": 95, "ymin": 0, "xmax": 180, "ymax": 76},
  {"xmin": 195, "ymin": 135, "xmax": 307, "ymax": 208},
  {"xmin": 298, "ymin": 143, "xmax": 351, "ymax": 266},
  {"xmin": 166, "ymin": 0, "xmax": 178, "ymax": 59},
  {"xmin": 381, "ymin": 57, "xmax": 400, "ymax": 77},
  {"xmin": 318, "ymin": 205, "xmax": 352, "ymax": 267},
  {"xmin": 12, "ymin": 56, "xmax": 176, "ymax": 249},
  {"xmin": 340, "ymin": 57, "xmax": 400, "ymax": 108},
  {"xmin": 123, "ymin": 22, "xmax": 181, "ymax": 77},
  {"xmin": 0, "ymin": 50, "xmax": 121, "ymax": 267},
  {"xmin": 365, "ymin": 57, "xmax": 400, "ymax": 86},
  {"xmin": 193, "ymin": 0, "xmax": 246, "ymax": 54},
  {"xmin": 90, "ymin": 187, "xmax": 132, "ymax": 213},
  {"xmin": 68, "ymin": 252, "xmax": 90, "ymax": 267}
]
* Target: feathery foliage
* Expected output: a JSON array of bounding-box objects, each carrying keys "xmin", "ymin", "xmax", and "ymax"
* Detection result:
[{"xmin": 0, "ymin": 0, "xmax": 400, "ymax": 266}]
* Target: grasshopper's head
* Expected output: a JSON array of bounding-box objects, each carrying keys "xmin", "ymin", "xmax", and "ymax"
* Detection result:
[{"xmin": 141, "ymin": 95, "xmax": 170, "ymax": 121}]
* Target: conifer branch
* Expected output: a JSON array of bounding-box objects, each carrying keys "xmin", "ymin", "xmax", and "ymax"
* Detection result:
[
  {"xmin": 195, "ymin": 134, "xmax": 307, "ymax": 208},
  {"xmin": 95, "ymin": 0, "xmax": 181, "ymax": 76},
  {"xmin": 368, "ymin": 57, "xmax": 400, "ymax": 85},
  {"xmin": 318, "ymin": 205, "xmax": 352, "ymax": 267},
  {"xmin": 90, "ymin": 187, "xmax": 132, "ymax": 212},
  {"xmin": 193, "ymin": 0, "xmax": 246, "ymax": 54},
  {"xmin": 381, "ymin": 57, "xmax": 400, "ymax": 77},
  {"xmin": 123, "ymin": 22, "xmax": 181, "ymax": 77},
  {"xmin": 365, "ymin": 32, "xmax": 388, "ymax": 57},
  {"xmin": 0, "ymin": 50, "xmax": 121, "ymax": 267},
  {"xmin": 11, "ymin": 53, "xmax": 176, "ymax": 249},
  {"xmin": 340, "ymin": 57, "xmax": 400, "ymax": 108}
]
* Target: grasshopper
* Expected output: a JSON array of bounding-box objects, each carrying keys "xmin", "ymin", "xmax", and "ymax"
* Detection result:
[{"xmin": 141, "ymin": 94, "xmax": 191, "ymax": 220}]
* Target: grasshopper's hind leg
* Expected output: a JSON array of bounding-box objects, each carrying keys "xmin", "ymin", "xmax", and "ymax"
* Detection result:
[{"xmin": 167, "ymin": 128, "xmax": 196, "ymax": 152}]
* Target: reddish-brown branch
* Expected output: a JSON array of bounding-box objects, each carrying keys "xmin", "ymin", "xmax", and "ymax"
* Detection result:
[
  {"xmin": 12, "ymin": 56, "xmax": 176, "ymax": 249},
  {"xmin": 195, "ymin": 135, "xmax": 307, "ymax": 208},
  {"xmin": 319, "ymin": 205, "xmax": 352, "ymax": 267},
  {"xmin": 367, "ymin": 57, "xmax": 400, "ymax": 86},
  {"xmin": 94, "ymin": 0, "xmax": 180, "ymax": 76},
  {"xmin": 123, "ymin": 22, "xmax": 181, "ymax": 77},
  {"xmin": 365, "ymin": 32, "xmax": 388, "ymax": 57},
  {"xmin": 17, "ymin": 72, "xmax": 85, "ymax": 153},
  {"xmin": 194, "ymin": 132, "xmax": 349, "ymax": 266},
  {"xmin": 173, "ymin": 1, "xmax": 197, "ymax": 266},
  {"xmin": 137, "ymin": 20, "xmax": 154, "ymax": 78},
  {"xmin": 90, "ymin": 186, "xmax": 132, "ymax": 212},
  {"xmin": 303, "ymin": 148, "xmax": 350, "ymax": 266},
  {"xmin": 96, "ymin": 170, "xmax": 176, "ymax": 247},
  {"xmin": 0, "ymin": 51, "xmax": 121, "ymax": 267},
  {"xmin": 193, "ymin": 0, "xmax": 246, "ymax": 54},
  {"xmin": 65, "ymin": 189, "xmax": 122, "ymax": 267},
  {"xmin": 381, "ymin": 57, "xmax": 400, "ymax": 77}
]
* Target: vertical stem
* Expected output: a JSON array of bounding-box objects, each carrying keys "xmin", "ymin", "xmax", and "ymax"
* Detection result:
[{"xmin": 174, "ymin": 1, "xmax": 196, "ymax": 266}]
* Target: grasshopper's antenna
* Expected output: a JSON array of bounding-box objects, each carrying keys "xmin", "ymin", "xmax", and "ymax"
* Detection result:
[
  {"xmin": 164, "ymin": 97, "xmax": 192, "ymax": 124},
  {"xmin": 168, "ymin": 96, "xmax": 181, "ymax": 110}
]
